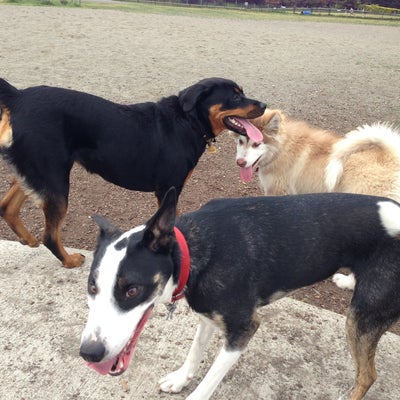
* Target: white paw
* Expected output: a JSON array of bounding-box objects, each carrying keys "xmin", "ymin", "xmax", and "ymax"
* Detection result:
[
  {"xmin": 332, "ymin": 273, "xmax": 356, "ymax": 290},
  {"xmin": 159, "ymin": 368, "xmax": 192, "ymax": 394}
]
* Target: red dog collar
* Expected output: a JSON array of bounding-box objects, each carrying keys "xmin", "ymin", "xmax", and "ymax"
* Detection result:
[{"xmin": 171, "ymin": 227, "xmax": 190, "ymax": 302}]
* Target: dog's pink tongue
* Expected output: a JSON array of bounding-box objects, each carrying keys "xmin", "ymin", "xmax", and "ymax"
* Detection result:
[
  {"xmin": 240, "ymin": 166, "xmax": 253, "ymax": 183},
  {"xmin": 236, "ymin": 118, "xmax": 263, "ymax": 143},
  {"xmin": 87, "ymin": 358, "xmax": 115, "ymax": 376}
]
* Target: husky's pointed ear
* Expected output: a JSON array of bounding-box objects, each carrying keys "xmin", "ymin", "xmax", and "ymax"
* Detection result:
[
  {"xmin": 264, "ymin": 110, "xmax": 282, "ymax": 134},
  {"xmin": 265, "ymin": 111, "xmax": 282, "ymax": 133},
  {"xmin": 142, "ymin": 187, "xmax": 177, "ymax": 253},
  {"xmin": 92, "ymin": 214, "xmax": 122, "ymax": 241}
]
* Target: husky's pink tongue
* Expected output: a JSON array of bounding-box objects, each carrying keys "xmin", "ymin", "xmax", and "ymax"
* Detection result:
[
  {"xmin": 85, "ymin": 306, "xmax": 154, "ymax": 376},
  {"xmin": 236, "ymin": 118, "xmax": 263, "ymax": 143},
  {"xmin": 240, "ymin": 166, "xmax": 253, "ymax": 183}
]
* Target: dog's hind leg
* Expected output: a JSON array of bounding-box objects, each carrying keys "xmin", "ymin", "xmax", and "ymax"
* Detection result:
[
  {"xmin": 343, "ymin": 308, "xmax": 384, "ymax": 400},
  {"xmin": 42, "ymin": 196, "xmax": 85, "ymax": 268},
  {"xmin": 0, "ymin": 180, "xmax": 39, "ymax": 247},
  {"xmin": 159, "ymin": 316, "xmax": 216, "ymax": 394}
]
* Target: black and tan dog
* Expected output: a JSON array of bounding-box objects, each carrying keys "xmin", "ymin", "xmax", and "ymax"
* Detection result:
[
  {"xmin": 0, "ymin": 77, "xmax": 265, "ymax": 267},
  {"xmin": 80, "ymin": 188, "xmax": 400, "ymax": 400}
]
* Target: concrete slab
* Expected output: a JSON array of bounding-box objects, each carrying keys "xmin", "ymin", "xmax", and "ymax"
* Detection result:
[{"xmin": 0, "ymin": 240, "xmax": 398, "ymax": 400}]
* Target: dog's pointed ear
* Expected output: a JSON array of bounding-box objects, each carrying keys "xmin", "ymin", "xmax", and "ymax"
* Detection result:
[
  {"xmin": 264, "ymin": 110, "xmax": 282, "ymax": 134},
  {"xmin": 92, "ymin": 214, "xmax": 122, "ymax": 241},
  {"xmin": 179, "ymin": 82, "xmax": 209, "ymax": 113},
  {"xmin": 142, "ymin": 187, "xmax": 177, "ymax": 253}
]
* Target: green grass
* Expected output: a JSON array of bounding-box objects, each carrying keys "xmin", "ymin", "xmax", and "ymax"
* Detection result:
[{"xmin": 1, "ymin": 0, "xmax": 399, "ymax": 26}]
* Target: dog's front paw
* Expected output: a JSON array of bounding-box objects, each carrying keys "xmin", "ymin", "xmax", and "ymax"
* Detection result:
[
  {"xmin": 159, "ymin": 367, "xmax": 192, "ymax": 394},
  {"xmin": 62, "ymin": 253, "xmax": 86, "ymax": 268},
  {"xmin": 20, "ymin": 237, "xmax": 40, "ymax": 247},
  {"xmin": 332, "ymin": 273, "xmax": 356, "ymax": 290}
]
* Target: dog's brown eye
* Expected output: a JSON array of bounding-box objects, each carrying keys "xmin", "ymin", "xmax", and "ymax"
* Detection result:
[
  {"xmin": 126, "ymin": 286, "xmax": 140, "ymax": 298},
  {"xmin": 252, "ymin": 142, "xmax": 261, "ymax": 148}
]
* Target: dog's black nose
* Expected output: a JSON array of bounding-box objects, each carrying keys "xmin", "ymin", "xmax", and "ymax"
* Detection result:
[{"xmin": 80, "ymin": 340, "xmax": 106, "ymax": 363}]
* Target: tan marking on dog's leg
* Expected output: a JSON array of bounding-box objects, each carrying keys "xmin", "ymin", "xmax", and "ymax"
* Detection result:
[
  {"xmin": 174, "ymin": 169, "xmax": 195, "ymax": 216},
  {"xmin": 0, "ymin": 108, "xmax": 13, "ymax": 147},
  {"xmin": 155, "ymin": 193, "xmax": 161, "ymax": 208},
  {"xmin": 345, "ymin": 310, "xmax": 381, "ymax": 400},
  {"xmin": 184, "ymin": 169, "xmax": 194, "ymax": 187},
  {"xmin": 42, "ymin": 199, "xmax": 85, "ymax": 268},
  {"xmin": 0, "ymin": 180, "xmax": 39, "ymax": 247}
]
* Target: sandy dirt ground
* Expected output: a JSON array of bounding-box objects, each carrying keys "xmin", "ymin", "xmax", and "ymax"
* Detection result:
[{"xmin": 0, "ymin": 4, "xmax": 399, "ymax": 399}]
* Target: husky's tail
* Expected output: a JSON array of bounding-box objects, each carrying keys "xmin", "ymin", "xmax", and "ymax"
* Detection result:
[
  {"xmin": 0, "ymin": 78, "xmax": 19, "ymax": 109},
  {"xmin": 325, "ymin": 123, "xmax": 400, "ymax": 191}
]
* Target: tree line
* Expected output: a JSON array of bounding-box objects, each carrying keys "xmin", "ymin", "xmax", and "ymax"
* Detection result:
[
  {"xmin": 208, "ymin": 0, "xmax": 399, "ymax": 8},
  {"xmin": 253, "ymin": 0, "xmax": 397, "ymax": 7}
]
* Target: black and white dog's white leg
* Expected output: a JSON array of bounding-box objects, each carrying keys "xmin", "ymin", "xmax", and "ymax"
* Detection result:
[
  {"xmin": 185, "ymin": 345, "xmax": 242, "ymax": 400},
  {"xmin": 185, "ymin": 312, "xmax": 260, "ymax": 400},
  {"xmin": 159, "ymin": 316, "xmax": 216, "ymax": 393}
]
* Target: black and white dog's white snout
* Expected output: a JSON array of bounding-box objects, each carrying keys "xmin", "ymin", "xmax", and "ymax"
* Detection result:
[{"xmin": 79, "ymin": 217, "xmax": 178, "ymax": 377}]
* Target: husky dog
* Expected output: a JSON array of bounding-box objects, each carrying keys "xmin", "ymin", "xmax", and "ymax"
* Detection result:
[{"xmin": 233, "ymin": 109, "xmax": 400, "ymax": 290}]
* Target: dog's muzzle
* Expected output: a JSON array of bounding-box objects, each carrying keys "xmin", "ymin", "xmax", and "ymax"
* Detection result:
[{"xmin": 80, "ymin": 338, "xmax": 106, "ymax": 363}]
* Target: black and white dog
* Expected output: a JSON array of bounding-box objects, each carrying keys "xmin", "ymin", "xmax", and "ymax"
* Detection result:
[{"xmin": 80, "ymin": 189, "xmax": 400, "ymax": 400}]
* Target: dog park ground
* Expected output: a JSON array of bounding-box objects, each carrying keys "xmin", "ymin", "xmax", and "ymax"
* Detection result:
[{"xmin": 0, "ymin": 4, "xmax": 399, "ymax": 399}]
